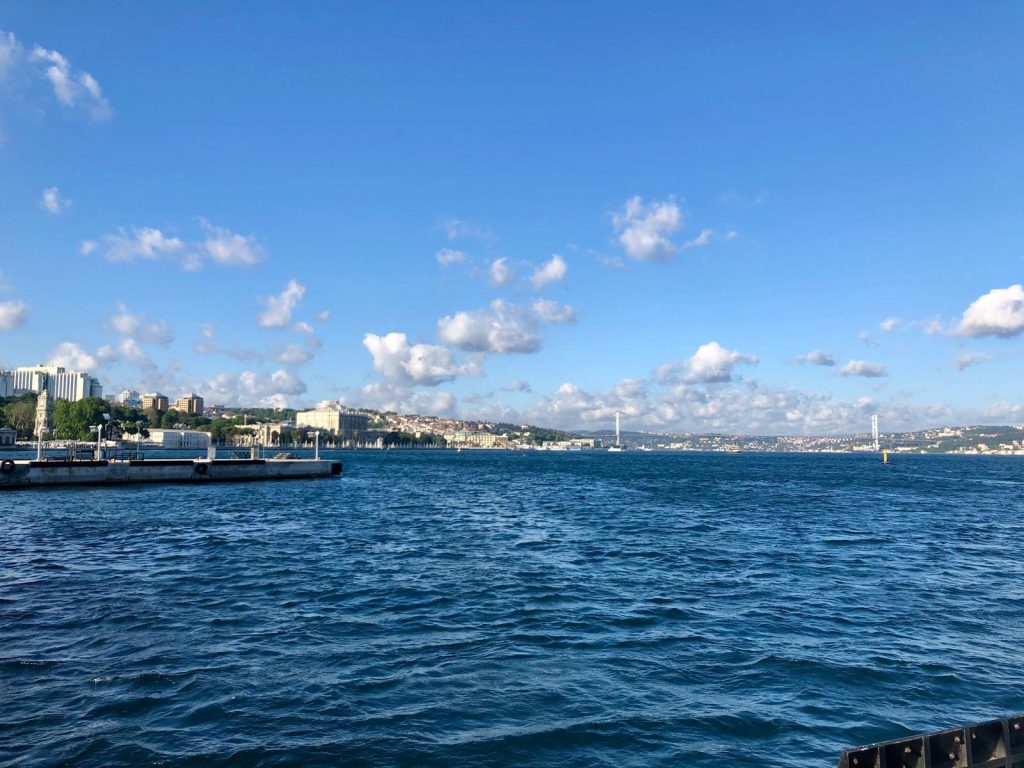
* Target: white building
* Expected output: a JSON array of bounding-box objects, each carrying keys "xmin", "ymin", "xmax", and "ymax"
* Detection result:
[
  {"xmin": 0, "ymin": 371, "xmax": 13, "ymax": 398},
  {"xmin": 146, "ymin": 429, "xmax": 211, "ymax": 449},
  {"xmin": 296, "ymin": 402, "xmax": 369, "ymax": 437},
  {"xmin": 8, "ymin": 365, "xmax": 103, "ymax": 402},
  {"xmin": 117, "ymin": 389, "xmax": 142, "ymax": 408}
]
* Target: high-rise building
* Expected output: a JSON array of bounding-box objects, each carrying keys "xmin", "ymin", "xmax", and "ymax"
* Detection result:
[
  {"xmin": 10, "ymin": 365, "xmax": 102, "ymax": 402},
  {"xmin": 117, "ymin": 390, "xmax": 142, "ymax": 408},
  {"xmin": 142, "ymin": 393, "xmax": 170, "ymax": 411},
  {"xmin": 175, "ymin": 394, "xmax": 204, "ymax": 414}
]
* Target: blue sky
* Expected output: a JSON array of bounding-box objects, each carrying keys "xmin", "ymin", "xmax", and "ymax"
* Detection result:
[{"xmin": 1, "ymin": 2, "xmax": 1023, "ymax": 434}]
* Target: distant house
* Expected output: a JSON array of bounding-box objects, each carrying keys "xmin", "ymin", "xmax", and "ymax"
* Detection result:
[{"xmin": 0, "ymin": 427, "xmax": 17, "ymax": 446}]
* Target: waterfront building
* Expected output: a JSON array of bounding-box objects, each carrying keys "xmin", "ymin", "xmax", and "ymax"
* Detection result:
[
  {"xmin": 296, "ymin": 402, "xmax": 369, "ymax": 439},
  {"xmin": 233, "ymin": 422, "xmax": 296, "ymax": 446},
  {"xmin": 175, "ymin": 394, "xmax": 205, "ymax": 414},
  {"xmin": 0, "ymin": 426, "xmax": 16, "ymax": 446},
  {"xmin": 443, "ymin": 431, "xmax": 509, "ymax": 449},
  {"xmin": 10, "ymin": 365, "xmax": 102, "ymax": 402},
  {"xmin": 146, "ymin": 429, "xmax": 211, "ymax": 449},
  {"xmin": 141, "ymin": 393, "xmax": 169, "ymax": 411},
  {"xmin": 117, "ymin": 390, "xmax": 142, "ymax": 408}
]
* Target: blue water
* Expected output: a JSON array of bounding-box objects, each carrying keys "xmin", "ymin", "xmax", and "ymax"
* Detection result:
[{"xmin": 2, "ymin": 451, "xmax": 1023, "ymax": 767}]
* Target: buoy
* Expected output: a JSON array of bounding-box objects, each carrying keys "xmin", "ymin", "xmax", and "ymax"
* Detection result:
[{"xmin": 882, "ymin": 450, "xmax": 889, "ymax": 464}]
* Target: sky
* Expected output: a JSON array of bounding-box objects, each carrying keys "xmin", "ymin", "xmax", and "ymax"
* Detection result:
[{"xmin": 1, "ymin": 2, "xmax": 1023, "ymax": 435}]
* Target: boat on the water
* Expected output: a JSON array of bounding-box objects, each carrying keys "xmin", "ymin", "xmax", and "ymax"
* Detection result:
[{"xmin": 0, "ymin": 449, "xmax": 342, "ymax": 489}]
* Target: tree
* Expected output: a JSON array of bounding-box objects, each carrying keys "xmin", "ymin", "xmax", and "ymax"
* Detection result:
[
  {"xmin": 2, "ymin": 394, "xmax": 37, "ymax": 439},
  {"xmin": 51, "ymin": 397, "xmax": 110, "ymax": 441}
]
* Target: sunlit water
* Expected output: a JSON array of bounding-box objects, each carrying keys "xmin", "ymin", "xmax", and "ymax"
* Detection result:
[{"xmin": 2, "ymin": 451, "xmax": 1023, "ymax": 767}]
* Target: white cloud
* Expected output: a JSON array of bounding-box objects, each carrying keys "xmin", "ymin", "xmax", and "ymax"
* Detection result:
[
  {"xmin": 40, "ymin": 186, "xmax": 71, "ymax": 214},
  {"xmin": 258, "ymin": 280, "xmax": 306, "ymax": 329},
  {"xmin": 109, "ymin": 304, "xmax": 173, "ymax": 345},
  {"xmin": 656, "ymin": 341, "xmax": 758, "ymax": 384},
  {"xmin": 489, "ymin": 257, "xmax": 514, "ymax": 287},
  {"xmin": 438, "ymin": 300, "xmax": 543, "ymax": 354},
  {"xmin": 838, "ymin": 359, "xmax": 888, "ymax": 378},
  {"xmin": 442, "ymin": 218, "xmax": 492, "ymax": 241},
  {"xmin": 363, "ymin": 332, "xmax": 480, "ymax": 386},
  {"xmin": 530, "ymin": 299, "xmax": 578, "ymax": 324},
  {"xmin": 202, "ymin": 369, "xmax": 307, "ymax": 408},
  {"xmin": 435, "ymin": 248, "xmax": 468, "ymax": 266},
  {"xmin": 0, "ymin": 300, "xmax": 28, "ymax": 330},
  {"xmin": 681, "ymin": 228, "xmax": 713, "ymax": 249},
  {"xmin": 201, "ymin": 221, "xmax": 263, "ymax": 266},
  {"xmin": 48, "ymin": 341, "xmax": 97, "ymax": 369},
  {"xmin": 346, "ymin": 381, "xmax": 458, "ymax": 417},
  {"xmin": 274, "ymin": 344, "xmax": 314, "ymax": 366},
  {"xmin": 316, "ymin": 310, "xmax": 331, "ymax": 322},
  {"xmin": 92, "ymin": 227, "xmax": 191, "ymax": 266},
  {"xmin": 192, "ymin": 324, "xmax": 261, "ymax": 362},
  {"xmin": 0, "ymin": 30, "xmax": 17, "ymax": 79},
  {"xmin": 29, "ymin": 44, "xmax": 111, "ymax": 120},
  {"xmin": 530, "ymin": 254, "xmax": 568, "ymax": 289},
  {"xmin": 293, "ymin": 321, "xmax": 314, "ymax": 334},
  {"xmin": 500, "ymin": 379, "xmax": 532, "ymax": 393},
  {"xmin": 955, "ymin": 284, "xmax": 1024, "ymax": 338},
  {"xmin": 880, "ymin": 317, "xmax": 900, "ymax": 333},
  {"xmin": 86, "ymin": 221, "xmax": 263, "ymax": 270},
  {"xmin": 797, "ymin": 349, "xmax": 835, "ymax": 366},
  {"xmin": 858, "ymin": 331, "xmax": 878, "ymax": 347},
  {"xmin": 954, "ymin": 351, "xmax": 992, "ymax": 371},
  {"xmin": 611, "ymin": 196, "xmax": 682, "ymax": 261}
]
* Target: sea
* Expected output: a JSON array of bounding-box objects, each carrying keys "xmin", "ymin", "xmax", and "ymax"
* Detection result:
[{"xmin": 1, "ymin": 450, "xmax": 1022, "ymax": 767}]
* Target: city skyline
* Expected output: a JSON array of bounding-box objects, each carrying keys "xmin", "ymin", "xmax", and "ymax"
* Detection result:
[{"xmin": 2, "ymin": 4, "xmax": 1024, "ymax": 434}]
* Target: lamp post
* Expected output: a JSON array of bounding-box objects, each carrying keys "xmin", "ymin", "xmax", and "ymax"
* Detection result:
[{"xmin": 92, "ymin": 413, "xmax": 111, "ymax": 460}]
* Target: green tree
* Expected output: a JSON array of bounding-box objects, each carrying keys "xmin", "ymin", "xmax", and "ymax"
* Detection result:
[
  {"xmin": 51, "ymin": 397, "xmax": 110, "ymax": 441},
  {"xmin": 2, "ymin": 394, "xmax": 37, "ymax": 439}
]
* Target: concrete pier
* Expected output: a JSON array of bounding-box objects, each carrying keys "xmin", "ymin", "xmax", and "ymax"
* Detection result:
[{"xmin": 0, "ymin": 457, "xmax": 343, "ymax": 489}]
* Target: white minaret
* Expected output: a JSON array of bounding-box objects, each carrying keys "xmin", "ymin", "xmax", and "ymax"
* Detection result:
[
  {"xmin": 615, "ymin": 411, "xmax": 622, "ymax": 447},
  {"xmin": 871, "ymin": 414, "xmax": 880, "ymax": 452}
]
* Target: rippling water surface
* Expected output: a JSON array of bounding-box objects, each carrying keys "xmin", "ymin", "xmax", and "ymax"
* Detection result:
[{"xmin": 2, "ymin": 451, "xmax": 1023, "ymax": 767}]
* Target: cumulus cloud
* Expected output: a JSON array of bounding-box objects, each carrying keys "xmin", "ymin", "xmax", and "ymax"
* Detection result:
[
  {"xmin": 0, "ymin": 30, "xmax": 16, "ymax": 79},
  {"xmin": 29, "ymin": 43, "xmax": 111, "ymax": 120},
  {"xmin": 48, "ymin": 341, "xmax": 97, "ymax": 369},
  {"xmin": 530, "ymin": 254, "xmax": 568, "ymax": 289},
  {"xmin": 0, "ymin": 299, "xmax": 28, "ymax": 330},
  {"xmin": 201, "ymin": 220, "xmax": 263, "ymax": 266},
  {"xmin": 880, "ymin": 317, "xmax": 901, "ymax": 333},
  {"xmin": 40, "ymin": 186, "xmax": 71, "ymax": 214},
  {"xmin": 954, "ymin": 351, "xmax": 992, "ymax": 371},
  {"xmin": 955, "ymin": 284, "xmax": 1024, "ymax": 338},
  {"xmin": 797, "ymin": 349, "xmax": 835, "ymax": 366},
  {"xmin": 346, "ymin": 381, "xmax": 458, "ymax": 417},
  {"xmin": 258, "ymin": 280, "xmax": 306, "ymax": 329},
  {"xmin": 85, "ymin": 221, "xmax": 263, "ymax": 270},
  {"xmin": 489, "ymin": 258, "xmax": 514, "ymax": 287},
  {"xmin": 438, "ymin": 300, "xmax": 544, "ymax": 354},
  {"xmin": 530, "ymin": 299, "xmax": 578, "ymax": 324},
  {"xmin": 363, "ymin": 332, "xmax": 480, "ymax": 387},
  {"xmin": 656, "ymin": 341, "xmax": 758, "ymax": 384},
  {"xmin": 202, "ymin": 369, "xmax": 307, "ymax": 408},
  {"xmin": 316, "ymin": 310, "xmax": 331, "ymax": 322},
  {"xmin": 274, "ymin": 343, "xmax": 315, "ymax": 366},
  {"xmin": 838, "ymin": 360, "xmax": 887, "ymax": 378},
  {"xmin": 435, "ymin": 248, "xmax": 468, "ymax": 266},
  {"xmin": 109, "ymin": 304, "xmax": 173, "ymax": 345},
  {"xmin": 611, "ymin": 196, "xmax": 682, "ymax": 261}
]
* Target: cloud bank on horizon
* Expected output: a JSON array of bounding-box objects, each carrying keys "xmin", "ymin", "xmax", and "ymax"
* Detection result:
[{"xmin": 1, "ymin": 6, "xmax": 1023, "ymax": 434}]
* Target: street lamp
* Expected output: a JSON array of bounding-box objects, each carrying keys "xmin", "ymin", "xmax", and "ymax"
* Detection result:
[{"xmin": 91, "ymin": 413, "xmax": 111, "ymax": 460}]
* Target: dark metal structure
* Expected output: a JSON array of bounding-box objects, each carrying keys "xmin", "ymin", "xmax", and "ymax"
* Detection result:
[{"xmin": 838, "ymin": 715, "xmax": 1024, "ymax": 768}]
